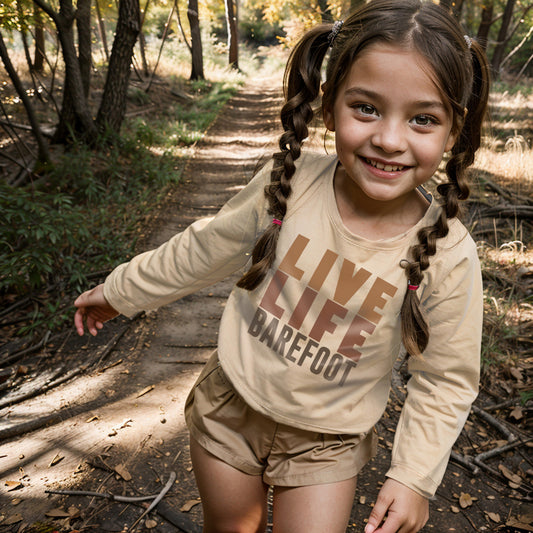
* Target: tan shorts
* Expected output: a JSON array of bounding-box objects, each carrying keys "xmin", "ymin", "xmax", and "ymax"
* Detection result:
[{"xmin": 184, "ymin": 353, "xmax": 377, "ymax": 487}]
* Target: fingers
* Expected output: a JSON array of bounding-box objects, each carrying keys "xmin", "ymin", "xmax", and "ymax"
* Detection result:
[
  {"xmin": 74, "ymin": 308, "xmax": 86, "ymax": 336},
  {"xmin": 365, "ymin": 479, "xmax": 429, "ymax": 533},
  {"xmin": 365, "ymin": 490, "xmax": 391, "ymax": 533},
  {"xmin": 74, "ymin": 307, "xmax": 102, "ymax": 336},
  {"xmin": 74, "ymin": 284, "xmax": 115, "ymax": 336}
]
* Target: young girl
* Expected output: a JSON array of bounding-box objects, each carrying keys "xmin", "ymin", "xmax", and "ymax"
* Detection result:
[{"xmin": 74, "ymin": 1, "xmax": 490, "ymax": 531}]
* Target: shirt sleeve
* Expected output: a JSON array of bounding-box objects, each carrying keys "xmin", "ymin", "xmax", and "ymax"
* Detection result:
[
  {"xmin": 103, "ymin": 160, "xmax": 273, "ymax": 317},
  {"xmin": 386, "ymin": 233, "xmax": 483, "ymax": 498}
]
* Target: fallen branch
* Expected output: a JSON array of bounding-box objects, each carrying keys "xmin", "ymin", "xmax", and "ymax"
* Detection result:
[
  {"xmin": 0, "ymin": 364, "xmax": 88, "ymax": 410},
  {"xmin": 130, "ymin": 471, "xmax": 177, "ymax": 531},
  {"xmin": 478, "ymin": 205, "xmax": 533, "ymax": 220},
  {"xmin": 451, "ymin": 438, "xmax": 533, "ymax": 478},
  {"xmin": 45, "ymin": 488, "xmax": 156, "ymax": 503},
  {"xmin": 45, "ymin": 475, "xmax": 202, "ymax": 533},
  {"xmin": 471, "ymin": 405, "xmax": 517, "ymax": 442}
]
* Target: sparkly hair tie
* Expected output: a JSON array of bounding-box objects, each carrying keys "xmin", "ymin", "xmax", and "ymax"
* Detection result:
[
  {"xmin": 272, "ymin": 218, "xmax": 282, "ymax": 226},
  {"xmin": 328, "ymin": 20, "xmax": 344, "ymax": 48},
  {"xmin": 408, "ymin": 283, "xmax": 419, "ymax": 291},
  {"xmin": 464, "ymin": 35, "xmax": 472, "ymax": 49}
]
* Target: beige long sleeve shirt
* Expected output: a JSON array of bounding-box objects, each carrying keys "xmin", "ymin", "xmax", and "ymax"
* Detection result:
[{"xmin": 104, "ymin": 152, "xmax": 482, "ymax": 498}]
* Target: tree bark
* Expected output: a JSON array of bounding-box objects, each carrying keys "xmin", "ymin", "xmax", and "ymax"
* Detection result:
[
  {"xmin": 187, "ymin": 0, "xmax": 204, "ymax": 80},
  {"xmin": 224, "ymin": 0, "xmax": 238, "ymax": 70},
  {"xmin": 96, "ymin": 0, "xmax": 140, "ymax": 134},
  {"xmin": 17, "ymin": 1, "xmax": 34, "ymax": 71},
  {"xmin": 138, "ymin": 0, "xmax": 151, "ymax": 76},
  {"xmin": 0, "ymin": 29, "xmax": 50, "ymax": 166},
  {"xmin": 33, "ymin": 0, "xmax": 97, "ymax": 142},
  {"xmin": 77, "ymin": 0, "xmax": 92, "ymax": 98},
  {"xmin": 491, "ymin": 0, "xmax": 516, "ymax": 75},
  {"xmin": 477, "ymin": 2, "xmax": 494, "ymax": 51},
  {"xmin": 33, "ymin": 4, "xmax": 46, "ymax": 72},
  {"xmin": 317, "ymin": 0, "xmax": 333, "ymax": 22}
]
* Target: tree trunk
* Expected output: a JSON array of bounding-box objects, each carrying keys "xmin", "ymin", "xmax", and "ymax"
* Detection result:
[
  {"xmin": 138, "ymin": 0, "xmax": 150, "ymax": 76},
  {"xmin": 33, "ymin": 0, "xmax": 97, "ymax": 142},
  {"xmin": 17, "ymin": 1, "xmax": 34, "ymax": 71},
  {"xmin": 33, "ymin": 4, "xmax": 46, "ymax": 73},
  {"xmin": 476, "ymin": 2, "xmax": 494, "ymax": 51},
  {"xmin": 491, "ymin": 0, "xmax": 516, "ymax": 75},
  {"xmin": 96, "ymin": 0, "xmax": 140, "ymax": 134},
  {"xmin": 317, "ymin": 0, "xmax": 333, "ymax": 22},
  {"xmin": 187, "ymin": 0, "xmax": 204, "ymax": 80},
  {"xmin": 225, "ymin": 0, "xmax": 238, "ymax": 70},
  {"xmin": 95, "ymin": 0, "xmax": 110, "ymax": 62},
  {"xmin": 77, "ymin": 0, "xmax": 92, "ymax": 98},
  {"xmin": 453, "ymin": 0, "xmax": 465, "ymax": 18},
  {"xmin": 0, "ymin": 29, "xmax": 50, "ymax": 166}
]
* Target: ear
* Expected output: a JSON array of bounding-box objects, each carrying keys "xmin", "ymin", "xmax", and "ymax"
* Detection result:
[{"xmin": 323, "ymin": 105, "xmax": 335, "ymax": 132}]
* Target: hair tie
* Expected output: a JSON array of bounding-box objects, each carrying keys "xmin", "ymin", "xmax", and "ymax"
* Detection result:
[
  {"xmin": 272, "ymin": 218, "xmax": 282, "ymax": 226},
  {"xmin": 328, "ymin": 20, "xmax": 344, "ymax": 47},
  {"xmin": 464, "ymin": 35, "xmax": 472, "ymax": 49},
  {"xmin": 408, "ymin": 283, "xmax": 419, "ymax": 291}
]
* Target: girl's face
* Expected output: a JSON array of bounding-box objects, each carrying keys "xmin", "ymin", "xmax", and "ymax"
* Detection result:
[{"xmin": 324, "ymin": 42, "xmax": 457, "ymax": 210}]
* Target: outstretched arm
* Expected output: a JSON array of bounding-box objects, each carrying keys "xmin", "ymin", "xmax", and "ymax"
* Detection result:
[
  {"xmin": 74, "ymin": 283, "xmax": 118, "ymax": 336},
  {"xmin": 365, "ymin": 479, "xmax": 429, "ymax": 533}
]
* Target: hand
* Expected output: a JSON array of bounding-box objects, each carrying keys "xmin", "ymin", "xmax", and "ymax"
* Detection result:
[
  {"xmin": 365, "ymin": 478, "xmax": 429, "ymax": 533},
  {"xmin": 74, "ymin": 283, "xmax": 118, "ymax": 336}
]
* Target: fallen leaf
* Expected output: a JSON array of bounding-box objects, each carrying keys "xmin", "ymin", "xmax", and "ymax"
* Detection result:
[
  {"xmin": 45, "ymin": 508, "xmax": 71, "ymax": 518},
  {"xmin": 68, "ymin": 506, "xmax": 80, "ymax": 518},
  {"xmin": 506, "ymin": 515, "xmax": 533, "ymax": 531},
  {"xmin": 114, "ymin": 464, "xmax": 132, "ymax": 481},
  {"xmin": 510, "ymin": 367, "xmax": 523, "ymax": 381},
  {"xmin": 145, "ymin": 519, "xmax": 158, "ymax": 528},
  {"xmin": 136, "ymin": 385, "xmax": 154, "ymax": 398},
  {"xmin": 2, "ymin": 514, "xmax": 23, "ymax": 525},
  {"xmin": 49, "ymin": 454, "xmax": 64, "ymax": 467},
  {"xmin": 499, "ymin": 464, "xmax": 522, "ymax": 486},
  {"xmin": 450, "ymin": 506, "xmax": 460, "ymax": 514},
  {"xmin": 180, "ymin": 499, "xmax": 201, "ymax": 512},
  {"xmin": 459, "ymin": 492, "xmax": 473, "ymax": 508},
  {"xmin": 5, "ymin": 481, "xmax": 23, "ymax": 491},
  {"xmin": 510, "ymin": 406, "xmax": 524, "ymax": 420},
  {"xmin": 485, "ymin": 511, "xmax": 501, "ymax": 523}
]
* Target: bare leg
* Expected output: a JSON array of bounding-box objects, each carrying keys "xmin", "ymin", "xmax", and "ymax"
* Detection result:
[
  {"xmin": 272, "ymin": 477, "xmax": 357, "ymax": 533},
  {"xmin": 190, "ymin": 437, "xmax": 269, "ymax": 533}
]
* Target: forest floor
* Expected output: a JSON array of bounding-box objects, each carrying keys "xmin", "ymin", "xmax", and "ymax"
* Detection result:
[{"xmin": 0, "ymin": 72, "xmax": 532, "ymax": 533}]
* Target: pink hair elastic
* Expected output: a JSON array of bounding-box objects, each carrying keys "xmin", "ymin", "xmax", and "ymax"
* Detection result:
[
  {"xmin": 272, "ymin": 218, "xmax": 282, "ymax": 226},
  {"xmin": 408, "ymin": 284, "xmax": 419, "ymax": 291}
]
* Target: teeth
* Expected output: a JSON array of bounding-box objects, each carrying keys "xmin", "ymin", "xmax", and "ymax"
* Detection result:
[{"xmin": 365, "ymin": 158, "xmax": 404, "ymax": 172}]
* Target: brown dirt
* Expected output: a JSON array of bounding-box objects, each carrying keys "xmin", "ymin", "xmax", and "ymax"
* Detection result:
[{"xmin": 0, "ymin": 77, "xmax": 531, "ymax": 533}]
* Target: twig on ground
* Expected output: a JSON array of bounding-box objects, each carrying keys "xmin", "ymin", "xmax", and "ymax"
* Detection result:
[
  {"xmin": 45, "ymin": 488, "xmax": 156, "ymax": 503},
  {"xmin": 471, "ymin": 405, "xmax": 517, "ymax": 442},
  {"xmin": 130, "ymin": 471, "xmax": 177, "ymax": 531}
]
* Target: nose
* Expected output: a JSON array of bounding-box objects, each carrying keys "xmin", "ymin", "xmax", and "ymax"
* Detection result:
[{"xmin": 371, "ymin": 119, "xmax": 407, "ymax": 154}]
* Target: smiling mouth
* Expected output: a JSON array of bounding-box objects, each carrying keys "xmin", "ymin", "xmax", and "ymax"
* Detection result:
[{"xmin": 363, "ymin": 157, "xmax": 408, "ymax": 172}]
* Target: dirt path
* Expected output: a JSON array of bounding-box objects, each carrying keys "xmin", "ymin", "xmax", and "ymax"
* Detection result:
[{"xmin": 0, "ymin": 79, "xmax": 529, "ymax": 532}]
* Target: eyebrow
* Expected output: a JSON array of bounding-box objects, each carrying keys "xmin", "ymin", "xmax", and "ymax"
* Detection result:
[{"xmin": 343, "ymin": 87, "xmax": 447, "ymax": 111}]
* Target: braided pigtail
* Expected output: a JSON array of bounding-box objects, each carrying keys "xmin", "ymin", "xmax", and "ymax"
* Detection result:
[
  {"xmin": 401, "ymin": 38, "xmax": 490, "ymax": 358},
  {"xmin": 236, "ymin": 25, "xmax": 332, "ymax": 290}
]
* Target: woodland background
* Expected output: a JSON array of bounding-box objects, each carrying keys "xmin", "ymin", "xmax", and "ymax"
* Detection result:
[{"xmin": 0, "ymin": 0, "xmax": 532, "ymax": 530}]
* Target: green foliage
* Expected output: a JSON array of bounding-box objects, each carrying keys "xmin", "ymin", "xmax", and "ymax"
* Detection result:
[{"xmin": 0, "ymin": 78, "xmax": 240, "ymax": 338}]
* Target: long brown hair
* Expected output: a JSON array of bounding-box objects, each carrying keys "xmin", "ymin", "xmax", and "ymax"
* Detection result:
[{"xmin": 237, "ymin": 0, "xmax": 490, "ymax": 357}]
